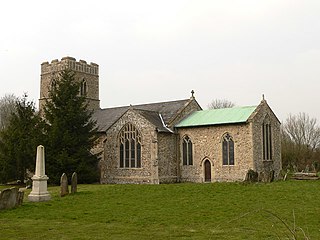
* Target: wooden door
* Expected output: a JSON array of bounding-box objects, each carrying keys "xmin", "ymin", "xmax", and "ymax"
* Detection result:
[{"xmin": 204, "ymin": 160, "xmax": 211, "ymax": 182}]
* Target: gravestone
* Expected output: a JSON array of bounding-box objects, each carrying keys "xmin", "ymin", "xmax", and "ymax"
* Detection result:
[
  {"xmin": 17, "ymin": 189, "xmax": 25, "ymax": 206},
  {"xmin": 0, "ymin": 188, "xmax": 18, "ymax": 210},
  {"xmin": 71, "ymin": 172, "xmax": 77, "ymax": 194},
  {"xmin": 0, "ymin": 188, "xmax": 24, "ymax": 210},
  {"xmin": 28, "ymin": 145, "xmax": 51, "ymax": 202},
  {"xmin": 60, "ymin": 173, "xmax": 69, "ymax": 197}
]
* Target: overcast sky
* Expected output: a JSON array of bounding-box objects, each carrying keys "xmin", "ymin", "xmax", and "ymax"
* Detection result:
[{"xmin": 1, "ymin": 0, "xmax": 320, "ymax": 122}]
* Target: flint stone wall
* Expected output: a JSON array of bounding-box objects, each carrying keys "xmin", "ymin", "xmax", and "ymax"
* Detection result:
[
  {"xmin": 101, "ymin": 109, "xmax": 160, "ymax": 184},
  {"xmin": 251, "ymin": 101, "xmax": 282, "ymax": 180},
  {"xmin": 177, "ymin": 123, "xmax": 253, "ymax": 182},
  {"xmin": 157, "ymin": 133, "xmax": 178, "ymax": 183}
]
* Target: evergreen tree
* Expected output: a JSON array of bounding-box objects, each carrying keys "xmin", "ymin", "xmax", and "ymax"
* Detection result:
[
  {"xmin": 44, "ymin": 69, "xmax": 99, "ymax": 184},
  {"xmin": 0, "ymin": 95, "xmax": 44, "ymax": 183}
]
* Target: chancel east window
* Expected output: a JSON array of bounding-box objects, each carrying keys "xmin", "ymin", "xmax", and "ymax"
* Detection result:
[
  {"xmin": 222, "ymin": 133, "xmax": 234, "ymax": 166},
  {"xmin": 119, "ymin": 123, "xmax": 141, "ymax": 168},
  {"xmin": 262, "ymin": 116, "xmax": 272, "ymax": 160},
  {"xmin": 182, "ymin": 136, "xmax": 193, "ymax": 165}
]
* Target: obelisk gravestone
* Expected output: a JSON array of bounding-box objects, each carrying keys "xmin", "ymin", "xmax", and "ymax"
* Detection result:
[{"xmin": 28, "ymin": 145, "xmax": 51, "ymax": 202}]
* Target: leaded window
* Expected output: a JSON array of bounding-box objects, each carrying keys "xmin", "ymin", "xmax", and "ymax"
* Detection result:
[
  {"xmin": 222, "ymin": 133, "xmax": 234, "ymax": 165},
  {"xmin": 119, "ymin": 123, "xmax": 141, "ymax": 168},
  {"xmin": 182, "ymin": 136, "xmax": 193, "ymax": 165},
  {"xmin": 262, "ymin": 116, "xmax": 272, "ymax": 160}
]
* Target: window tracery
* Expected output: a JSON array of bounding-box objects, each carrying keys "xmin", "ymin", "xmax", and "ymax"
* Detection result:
[
  {"xmin": 119, "ymin": 123, "xmax": 141, "ymax": 168},
  {"xmin": 182, "ymin": 135, "xmax": 193, "ymax": 165},
  {"xmin": 222, "ymin": 133, "xmax": 234, "ymax": 165}
]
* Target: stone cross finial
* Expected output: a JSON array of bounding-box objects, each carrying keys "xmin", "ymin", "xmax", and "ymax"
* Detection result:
[{"xmin": 191, "ymin": 90, "xmax": 195, "ymax": 98}]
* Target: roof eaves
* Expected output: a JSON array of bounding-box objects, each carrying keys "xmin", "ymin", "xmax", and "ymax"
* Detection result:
[{"xmin": 176, "ymin": 120, "xmax": 248, "ymax": 128}]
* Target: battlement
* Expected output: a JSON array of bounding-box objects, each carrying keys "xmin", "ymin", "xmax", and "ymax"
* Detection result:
[{"xmin": 41, "ymin": 56, "xmax": 99, "ymax": 76}]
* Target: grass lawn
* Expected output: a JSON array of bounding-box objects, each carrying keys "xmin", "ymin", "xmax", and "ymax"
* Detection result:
[{"xmin": 0, "ymin": 181, "xmax": 319, "ymax": 240}]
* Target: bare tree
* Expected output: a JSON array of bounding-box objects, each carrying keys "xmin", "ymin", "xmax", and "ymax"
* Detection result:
[
  {"xmin": 0, "ymin": 94, "xmax": 18, "ymax": 130},
  {"xmin": 207, "ymin": 99, "xmax": 235, "ymax": 109},
  {"xmin": 281, "ymin": 112, "xmax": 320, "ymax": 171},
  {"xmin": 283, "ymin": 113, "xmax": 320, "ymax": 150}
]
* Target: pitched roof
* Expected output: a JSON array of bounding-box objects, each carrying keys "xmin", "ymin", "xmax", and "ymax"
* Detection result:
[
  {"xmin": 93, "ymin": 99, "xmax": 191, "ymax": 131},
  {"xmin": 135, "ymin": 109, "xmax": 172, "ymax": 133},
  {"xmin": 175, "ymin": 106, "xmax": 257, "ymax": 128}
]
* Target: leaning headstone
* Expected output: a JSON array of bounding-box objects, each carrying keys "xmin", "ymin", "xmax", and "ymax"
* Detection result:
[
  {"xmin": 0, "ymin": 188, "xmax": 18, "ymax": 210},
  {"xmin": 71, "ymin": 172, "xmax": 77, "ymax": 194},
  {"xmin": 9, "ymin": 188, "xmax": 19, "ymax": 208},
  {"xmin": 28, "ymin": 145, "xmax": 51, "ymax": 202},
  {"xmin": 0, "ymin": 188, "xmax": 12, "ymax": 210},
  {"xmin": 60, "ymin": 173, "xmax": 69, "ymax": 197}
]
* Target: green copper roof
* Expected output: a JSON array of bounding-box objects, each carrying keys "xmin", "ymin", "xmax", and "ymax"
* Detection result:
[{"xmin": 175, "ymin": 106, "xmax": 257, "ymax": 128}]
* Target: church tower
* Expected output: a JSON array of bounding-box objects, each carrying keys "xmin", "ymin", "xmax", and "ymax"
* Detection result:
[{"xmin": 39, "ymin": 56, "xmax": 100, "ymax": 112}]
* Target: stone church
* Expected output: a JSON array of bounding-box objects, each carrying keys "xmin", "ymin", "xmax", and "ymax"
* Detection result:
[{"xmin": 39, "ymin": 57, "xmax": 281, "ymax": 184}]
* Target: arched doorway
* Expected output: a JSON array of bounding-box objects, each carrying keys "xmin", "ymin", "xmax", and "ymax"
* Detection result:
[{"xmin": 204, "ymin": 160, "xmax": 211, "ymax": 182}]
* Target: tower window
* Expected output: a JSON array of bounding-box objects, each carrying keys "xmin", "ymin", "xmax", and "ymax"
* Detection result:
[
  {"xmin": 50, "ymin": 79, "xmax": 56, "ymax": 92},
  {"xmin": 80, "ymin": 79, "xmax": 87, "ymax": 96}
]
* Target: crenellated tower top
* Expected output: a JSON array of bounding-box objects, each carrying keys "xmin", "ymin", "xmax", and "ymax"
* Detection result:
[
  {"xmin": 41, "ymin": 56, "xmax": 99, "ymax": 76},
  {"xmin": 39, "ymin": 56, "xmax": 100, "ymax": 112}
]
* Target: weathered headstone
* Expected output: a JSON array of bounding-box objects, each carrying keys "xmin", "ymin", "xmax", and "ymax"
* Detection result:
[
  {"xmin": 0, "ymin": 188, "xmax": 18, "ymax": 210},
  {"xmin": 60, "ymin": 173, "xmax": 69, "ymax": 197},
  {"xmin": 17, "ymin": 189, "xmax": 25, "ymax": 206},
  {"xmin": 71, "ymin": 172, "xmax": 77, "ymax": 194},
  {"xmin": 28, "ymin": 145, "xmax": 51, "ymax": 202}
]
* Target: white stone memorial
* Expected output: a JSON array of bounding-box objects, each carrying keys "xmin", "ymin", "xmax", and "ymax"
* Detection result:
[{"xmin": 28, "ymin": 145, "xmax": 51, "ymax": 202}]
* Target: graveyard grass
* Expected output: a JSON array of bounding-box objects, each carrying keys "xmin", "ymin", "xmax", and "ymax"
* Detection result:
[{"xmin": 1, "ymin": 181, "xmax": 319, "ymax": 240}]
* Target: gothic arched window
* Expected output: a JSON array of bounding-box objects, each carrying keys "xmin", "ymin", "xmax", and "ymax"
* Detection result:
[
  {"xmin": 182, "ymin": 136, "xmax": 193, "ymax": 165},
  {"xmin": 262, "ymin": 116, "xmax": 272, "ymax": 160},
  {"xmin": 80, "ymin": 79, "xmax": 87, "ymax": 96},
  {"xmin": 119, "ymin": 123, "xmax": 142, "ymax": 168},
  {"xmin": 222, "ymin": 133, "xmax": 234, "ymax": 165}
]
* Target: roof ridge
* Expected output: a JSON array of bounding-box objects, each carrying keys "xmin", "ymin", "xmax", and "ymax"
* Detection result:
[
  {"xmin": 98, "ymin": 98, "xmax": 190, "ymax": 111},
  {"xmin": 133, "ymin": 98, "xmax": 190, "ymax": 107},
  {"xmin": 203, "ymin": 105, "xmax": 257, "ymax": 112}
]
